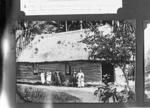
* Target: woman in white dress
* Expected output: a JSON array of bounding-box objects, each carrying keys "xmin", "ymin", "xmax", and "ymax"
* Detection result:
[
  {"xmin": 46, "ymin": 71, "xmax": 52, "ymax": 85},
  {"xmin": 40, "ymin": 72, "xmax": 45, "ymax": 84}
]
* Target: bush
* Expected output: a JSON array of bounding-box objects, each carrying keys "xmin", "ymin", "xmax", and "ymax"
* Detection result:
[{"xmin": 94, "ymin": 84, "xmax": 135, "ymax": 103}]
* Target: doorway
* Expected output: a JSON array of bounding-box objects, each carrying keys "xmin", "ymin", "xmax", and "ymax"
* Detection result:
[{"xmin": 102, "ymin": 63, "xmax": 114, "ymax": 83}]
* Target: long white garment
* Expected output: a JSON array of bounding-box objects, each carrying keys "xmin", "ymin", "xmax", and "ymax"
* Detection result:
[
  {"xmin": 46, "ymin": 72, "xmax": 52, "ymax": 84},
  {"xmin": 76, "ymin": 73, "xmax": 81, "ymax": 87},
  {"xmin": 41, "ymin": 72, "xmax": 45, "ymax": 84},
  {"xmin": 80, "ymin": 73, "xmax": 84, "ymax": 87},
  {"xmin": 76, "ymin": 72, "xmax": 84, "ymax": 87}
]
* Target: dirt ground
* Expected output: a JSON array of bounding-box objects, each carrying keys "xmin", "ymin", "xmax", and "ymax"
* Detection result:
[{"xmin": 17, "ymin": 84, "xmax": 99, "ymax": 103}]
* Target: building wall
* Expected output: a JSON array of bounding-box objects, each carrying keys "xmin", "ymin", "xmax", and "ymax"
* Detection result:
[
  {"xmin": 68, "ymin": 61, "xmax": 102, "ymax": 82},
  {"xmin": 16, "ymin": 61, "xmax": 102, "ymax": 83},
  {"xmin": 16, "ymin": 62, "xmax": 39, "ymax": 82}
]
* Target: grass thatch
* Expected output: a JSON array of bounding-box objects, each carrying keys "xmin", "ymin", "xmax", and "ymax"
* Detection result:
[{"xmin": 17, "ymin": 30, "xmax": 90, "ymax": 62}]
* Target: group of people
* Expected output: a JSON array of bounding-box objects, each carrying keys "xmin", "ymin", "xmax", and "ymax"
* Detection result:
[
  {"xmin": 40, "ymin": 71, "xmax": 52, "ymax": 84},
  {"xmin": 72, "ymin": 69, "xmax": 85, "ymax": 88},
  {"xmin": 40, "ymin": 69, "xmax": 85, "ymax": 88},
  {"xmin": 40, "ymin": 71, "xmax": 65, "ymax": 85}
]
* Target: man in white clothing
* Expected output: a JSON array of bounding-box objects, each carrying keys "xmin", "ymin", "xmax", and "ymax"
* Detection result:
[{"xmin": 76, "ymin": 69, "xmax": 85, "ymax": 88}]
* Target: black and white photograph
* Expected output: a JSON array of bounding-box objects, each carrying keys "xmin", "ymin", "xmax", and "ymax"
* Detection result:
[
  {"xmin": 15, "ymin": 20, "xmax": 136, "ymax": 103},
  {"xmin": 144, "ymin": 21, "xmax": 150, "ymax": 101}
]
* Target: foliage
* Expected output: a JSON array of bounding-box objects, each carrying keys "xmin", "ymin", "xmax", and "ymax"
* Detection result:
[
  {"xmin": 15, "ymin": 20, "xmax": 61, "ymax": 57},
  {"xmin": 102, "ymin": 73, "xmax": 111, "ymax": 86},
  {"xmin": 81, "ymin": 20, "xmax": 136, "ymax": 65},
  {"xmin": 94, "ymin": 83, "xmax": 135, "ymax": 103},
  {"xmin": 81, "ymin": 20, "xmax": 136, "ymax": 89}
]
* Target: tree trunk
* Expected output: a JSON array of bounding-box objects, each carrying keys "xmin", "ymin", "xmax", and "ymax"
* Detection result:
[{"xmin": 122, "ymin": 64, "xmax": 131, "ymax": 91}]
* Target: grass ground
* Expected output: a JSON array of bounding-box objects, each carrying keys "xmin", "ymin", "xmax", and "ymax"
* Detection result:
[
  {"xmin": 16, "ymin": 84, "xmax": 98, "ymax": 103},
  {"xmin": 16, "ymin": 81, "xmax": 135, "ymax": 103}
]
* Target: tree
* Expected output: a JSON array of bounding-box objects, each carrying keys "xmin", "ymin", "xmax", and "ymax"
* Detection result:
[
  {"xmin": 15, "ymin": 20, "xmax": 60, "ymax": 57},
  {"xmin": 81, "ymin": 20, "xmax": 136, "ymax": 90}
]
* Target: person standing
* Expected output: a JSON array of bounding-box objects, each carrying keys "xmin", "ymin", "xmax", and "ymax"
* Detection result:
[
  {"xmin": 46, "ymin": 71, "xmax": 52, "ymax": 85},
  {"xmin": 72, "ymin": 69, "xmax": 77, "ymax": 87},
  {"xmin": 76, "ymin": 69, "xmax": 85, "ymax": 88},
  {"xmin": 80, "ymin": 69, "xmax": 85, "ymax": 87},
  {"xmin": 40, "ymin": 72, "xmax": 45, "ymax": 84},
  {"xmin": 56, "ymin": 71, "xmax": 61, "ymax": 86}
]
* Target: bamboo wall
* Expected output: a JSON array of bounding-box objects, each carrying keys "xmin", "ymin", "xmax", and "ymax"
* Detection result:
[
  {"xmin": 68, "ymin": 61, "xmax": 102, "ymax": 82},
  {"xmin": 16, "ymin": 61, "xmax": 102, "ymax": 83}
]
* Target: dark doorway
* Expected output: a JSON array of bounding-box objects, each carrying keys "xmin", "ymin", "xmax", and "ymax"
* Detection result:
[{"xmin": 102, "ymin": 63, "xmax": 114, "ymax": 83}]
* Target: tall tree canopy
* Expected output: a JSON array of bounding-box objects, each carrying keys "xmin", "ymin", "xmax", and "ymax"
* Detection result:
[{"xmin": 81, "ymin": 20, "xmax": 136, "ymax": 89}]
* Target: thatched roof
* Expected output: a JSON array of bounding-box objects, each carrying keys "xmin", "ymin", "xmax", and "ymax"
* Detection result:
[
  {"xmin": 17, "ymin": 23, "xmax": 114, "ymax": 63},
  {"xmin": 17, "ymin": 30, "xmax": 91, "ymax": 62}
]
